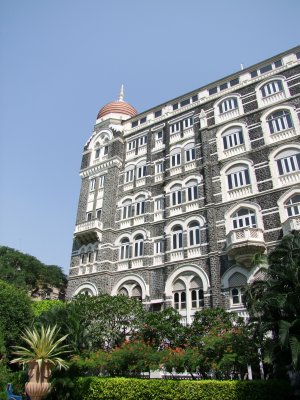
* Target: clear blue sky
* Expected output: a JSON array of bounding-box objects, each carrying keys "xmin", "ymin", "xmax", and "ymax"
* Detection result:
[{"xmin": 0, "ymin": 0, "xmax": 299, "ymax": 273}]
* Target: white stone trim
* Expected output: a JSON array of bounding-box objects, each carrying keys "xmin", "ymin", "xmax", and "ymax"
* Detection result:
[
  {"xmin": 268, "ymin": 143, "xmax": 300, "ymax": 188},
  {"xmin": 111, "ymin": 274, "xmax": 149, "ymax": 299},
  {"xmin": 73, "ymin": 282, "xmax": 98, "ymax": 297}
]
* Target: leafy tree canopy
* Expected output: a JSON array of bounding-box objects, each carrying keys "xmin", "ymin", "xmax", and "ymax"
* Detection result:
[
  {"xmin": 0, "ymin": 246, "xmax": 66, "ymax": 297},
  {"xmin": 0, "ymin": 280, "xmax": 33, "ymax": 350}
]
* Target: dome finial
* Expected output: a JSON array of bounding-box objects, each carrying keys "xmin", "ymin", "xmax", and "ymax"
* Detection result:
[{"xmin": 119, "ymin": 84, "xmax": 124, "ymax": 102}]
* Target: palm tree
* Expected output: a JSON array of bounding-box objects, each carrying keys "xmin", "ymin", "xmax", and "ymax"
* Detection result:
[
  {"xmin": 245, "ymin": 231, "xmax": 300, "ymax": 374},
  {"xmin": 11, "ymin": 325, "xmax": 70, "ymax": 400}
]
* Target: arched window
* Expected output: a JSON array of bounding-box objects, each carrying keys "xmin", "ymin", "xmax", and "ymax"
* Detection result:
[
  {"xmin": 134, "ymin": 234, "xmax": 144, "ymax": 257},
  {"xmin": 188, "ymin": 221, "xmax": 200, "ymax": 246},
  {"xmin": 172, "ymin": 225, "xmax": 183, "ymax": 249},
  {"xmin": 190, "ymin": 277, "xmax": 204, "ymax": 308},
  {"xmin": 222, "ymin": 126, "xmax": 244, "ymax": 150},
  {"xmin": 267, "ymin": 110, "xmax": 293, "ymax": 134},
  {"xmin": 227, "ymin": 164, "xmax": 250, "ymax": 190},
  {"xmin": 275, "ymin": 149, "xmax": 300, "ymax": 176},
  {"xmin": 173, "ymin": 279, "xmax": 186, "ymax": 310},
  {"xmin": 232, "ymin": 208, "xmax": 257, "ymax": 229},
  {"xmin": 137, "ymin": 161, "xmax": 147, "ymax": 179},
  {"xmin": 134, "ymin": 195, "xmax": 146, "ymax": 216},
  {"xmin": 285, "ymin": 194, "xmax": 300, "ymax": 217},
  {"xmin": 170, "ymin": 184, "xmax": 182, "ymax": 206},
  {"xmin": 219, "ymin": 97, "xmax": 238, "ymax": 114},
  {"xmin": 132, "ymin": 285, "xmax": 142, "ymax": 301},
  {"xmin": 119, "ymin": 287, "xmax": 129, "ymax": 296},
  {"xmin": 170, "ymin": 148, "xmax": 181, "ymax": 167},
  {"xmin": 228, "ymin": 272, "xmax": 247, "ymax": 306},
  {"xmin": 185, "ymin": 143, "xmax": 195, "ymax": 162},
  {"xmin": 120, "ymin": 238, "xmax": 130, "ymax": 260},
  {"xmin": 261, "ymin": 80, "xmax": 283, "ymax": 97},
  {"xmin": 125, "ymin": 165, "xmax": 135, "ymax": 183},
  {"xmin": 122, "ymin": 199, "xmax": 132, "ymax": 219},
  {"xmin": 186, "ymin": 179, "xmax": 198, "ymax": 201}
]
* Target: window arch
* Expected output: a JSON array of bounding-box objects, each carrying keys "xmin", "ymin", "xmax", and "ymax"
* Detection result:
[
  {"xmin": 188, "ymin": 221, "xmax": 201, "ymax": 246},
  {"xmin": 269, "ymin": 145, "xmax": 300, "ymax": 188},
  {"xmin": 232, "ymin": 208, "xmax": 257, "ymax": 229},
  {"xmin": 134, "ymin": 234, "xmax": 144, "ymax": 257},
  {"xmin": 256, "ymin": 77, "xmax": 288, "ymax": 108},
  {"xmin": 184, "ymin": 142, "xmax": 196, "ymax": 162},
  {"xmin": 215, "ymin": 95, "xmax": 242, "ymax": 124},
  {"xmin": 261, "ymin": 106, "xmax": 299, "ymax": 145},
  {"xmin": 222, "ymin": 126, "xmax": 244, "ymax": 150},
  {"xmin": 120, "ymin": 237, "xmax": 130, "ymax": 260},
  {"xmin": 285, "ymin": 194, "xmax": 300, "ymax": 217},
  {"xmin": 172, "ymin": 225, "xmax": 183, "ymax": 249},
  {"xmin": 186, "ymin": 179, "xmax": 198, "ymax": 202},
  {"xmin": 170, "ymin": 147, "xmax": 181, "ymax": 167},
  {"xmin": 122, "ymin": 199, "xmax": 132, "ymax": 219},
  {"xmin": 170, "ymin": 184, "xmax": 182, "ymax": 206},
  {"xmin": 226, "ymin": 163, "xmax": 250, "ymax": 190},
  {"xmin": 267, "ymin": 109, "xmax": 293, "ymax": 134},
  {"xmin": 261, "ymin": 79, "xmax": 283, "ymax": 98}
]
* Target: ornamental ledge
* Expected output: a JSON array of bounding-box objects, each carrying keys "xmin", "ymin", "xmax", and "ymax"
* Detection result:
[{"xmin": 80, "ymin": 158, "xmax": 122, "ymax": 178}]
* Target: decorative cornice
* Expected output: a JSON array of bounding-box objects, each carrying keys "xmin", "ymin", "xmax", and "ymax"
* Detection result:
[{"xmin": 80, "ymin": 157, "xmax": 122, "ymax": 178}]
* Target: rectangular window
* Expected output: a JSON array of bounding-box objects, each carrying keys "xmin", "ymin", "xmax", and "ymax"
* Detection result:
[
  {"xmin": 128, "ymin": 140, "xmax": 136, "ymax": 151},
  {"xmin": 220, "ymin": 82, "xmax": 228, "ymax": 91},
  {"xmin": 86, "ymin": 212, "xmax": 92, "ymax": 221},
  {"xmin": 260, "ymin": 64, "xmax": 272, "ymax": 74},
  {"xmin": 171, "ymin": 153, "xmax": 181, "ymax": 167},
  {"xmin": 274, "ymin": 59, "xmax": 283, "ymax": 68},
  {"xmin": 173, "ymin": 103, "xmax": 179, "ymax": 110},
  {"xmin": 135, "ymin": 201, "xmax": 145, "ymax": 216},
  {"xmin": 180, "ymin": 98, "xmax": 190, "ymax": 107},
  {"xmin": 230, "ymin": 78, "xmax": 239, "ymax": 86},
  {"xmin": 170, "ymin": 122, "xmax": 180, "ymax": 134},
  {"xmin": 183, "ymin": 117, "xmax": 193, "ymax": 129},
  {"xmin": 250, "ymin": 70, "xmax": 258, "ymax": 78},
  {"xmin": 209, "ymin": 87, "xmax": 218, "ymax": 95},
  {"xmin": 154, "ymin": 110, "xmax": 162, "ymax": 118},
  {"xmin": 96, "ymin": 209, "xmax": 102, "ymax": 219},
  {"xmin": 156, "ymin": 131, "xmax": 163, "ymax": 141},
  {"xmin": 185, "ymin": 148, "xmax": 195, "ymax": 162},
  {"xmin": 140, "ymin": 117, "xmax": 147, "ymax": 124},
  {"xmin": 103, "ymin": 146, "xmax": 108, "ymax": 155},
  {"xmin": 155, "ymin": 162, "xmax": 164, "ymax": 174},
  {"xmin": 138, "ymin": 135, "xmax": 147, "ymax": 146},
  {"xmin": 137, "ymin": 165, "xmax": 146, "ymax": 179},
  {"xmin": 154, "ymin": 240, "xmax": 164, "ymax": 254},
  {"xmin": 125, "ymin": 169, "xmax": 134, "ymax": 183},
  {"xmin": 192, "ymin": 94, "xmax": 198, "ymax": 102},
  {"xmin": 228, "ymin": 169, "xmax": 250, "ymax": 189},
  {"xmin": 132, "ymin": 121, "xmax": 138, "ymax": 128},
  {"xmin": 122, "ymin": 204, "xmax": 132, "ymax": 219},
  {"xmin": 155, "ymin": 198, "xmax": 164, "ymax": 211},
  {"xmin": 95, "ymin": 148, "xmax": 100, "ymax": 158},
  {"xmin": 172, "ymin": 190, "xmax": 182, "ymax": 206},
  {"xmin": 223, "ymin": 130, "xmax": 244, "ymax": 150},
  {"xmin": 187, "ymin": 185, "xmax": 198, "ymax": 201},
  {"xmin": 99, "ymin": 175, "xmax": 105, "ymax": 187},
  {"xmin": 90, "ymin": 178, "xmax": 96, "ymax": 191}
]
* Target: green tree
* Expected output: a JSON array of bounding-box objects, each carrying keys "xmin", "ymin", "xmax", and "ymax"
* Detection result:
[
  {"xmin": 245, "ymin": 230, "xmax": 300, "ymax": 374},
  {"xmin": 0, "ymin": 246, "xmax": 66, "ymax": 298},
  {"xmin": 138, "ymin": 307, "xmax": 187, "ymax": 349},
  {"xmin": 0, "ymin": 280, "xmax": 33, "ymax": 350}
]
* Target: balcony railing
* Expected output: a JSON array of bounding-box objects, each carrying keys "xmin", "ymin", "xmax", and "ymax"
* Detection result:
[
  {"xmin": 74, "ymin": 219, "xmax": 102, "ymax": 234},
  {"xmin": 282, "ymin": 216, "xmax": 300, "ymax": 236}
]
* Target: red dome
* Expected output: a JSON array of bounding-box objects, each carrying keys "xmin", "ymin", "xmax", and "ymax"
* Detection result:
[{"xmin": 97, "ymin": 100, "xmax": 137, "ymax": 119}]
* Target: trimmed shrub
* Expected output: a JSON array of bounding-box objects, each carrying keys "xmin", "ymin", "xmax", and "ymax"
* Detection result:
[{"xmin": 73, "ymin": 377, "xmax": 290, "ymax": 400}]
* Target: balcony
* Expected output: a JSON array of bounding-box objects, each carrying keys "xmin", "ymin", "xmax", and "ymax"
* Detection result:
[
  {"xmin": 282, "ymin": 216, "xmax": 300, "ymax": 236},
  {"xmin": 74, "ymin": 219, "xmax": 102, "ymax": 244},
  {"xmin": 226, "ymin": 228, "xmax": 266, "ymax": 266}
]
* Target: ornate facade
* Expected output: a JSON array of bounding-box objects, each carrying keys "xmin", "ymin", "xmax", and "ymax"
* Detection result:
[{"xmin": 67, "ymin": 46, "xmax": 300, "ymax": 323}]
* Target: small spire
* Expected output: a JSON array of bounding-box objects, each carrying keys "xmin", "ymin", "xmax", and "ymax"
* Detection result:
[{"xmin": 119, "ymin": 84, "xmax": 124, "ymax": 102}]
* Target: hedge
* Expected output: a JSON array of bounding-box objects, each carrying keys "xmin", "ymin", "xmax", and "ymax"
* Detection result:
[{"xmin": 72, "ymin": 377, "xmax": 291, "ymax": 400}]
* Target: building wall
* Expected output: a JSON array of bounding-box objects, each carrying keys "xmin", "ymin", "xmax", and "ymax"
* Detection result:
[{"xmin": 67, "ymin": 46, "xmax": 300, "ymax": 323}]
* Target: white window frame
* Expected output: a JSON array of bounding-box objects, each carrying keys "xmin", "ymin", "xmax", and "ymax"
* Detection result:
[
  {"xmin": 185, "ymin": 146, "xmax": 195, "ymax": 163},
  {"xmin": 125, "ymin": 167, "xmax": 135, "ymax": 183},
  {"xmin": 172, "ymin": 226, "xmax": 183, "ymax": 249},
  {"xmin": 183, "ymin": 117, "xmax": 193, "ymax": 129},
  {"xmin": 191, "ymin": 289, "xmax": 204, "ymax": 308},
  {"xmin": 137, "ymin": 163, "xmax": 146, "ymax": 179},
  {"xmin": 276, "ymin": 150, "xmax": 300, "ymax": 176},
  {"xmin": 187, "ymin": 185, "xmax": 198, "ymax": 202},
  {"xmin": 286, "ymin": 195, "xmax": 300, "ymax": 217},
  {"xmin": 155, "ymin": 162, "xmax": 164, "ymax": 174},
  {"xmin": 188, "ymin": 222, "xmax": 200, "ymax": 246},
  {"xmin": 134, "ymin": 235, "xmax": 144, "ymax": 257},
  {"xmin": 222, "ymin": 128, "xmax": 244, "ymax": 150},
  {"xmin": 138, "ymin": 135, "xmax": 147, "ymax": 146},
  {"xmin": 99, "ymin": 175, "xmax": 105, "ymax": 188},
  {"xmin": 171, "ymin": 152, "xmax": 181, "ymax": 167},
  {"xmin": 135, "ymin": 198, "xmax": 145, "ymax": 216},
  {"xmin": 267, "ymin": 110, "xmax": 293, "ymax": 134},
  {"xmin": 154, "ymin": 239, "xmax": 164, "ymax": 254},
  {"xmin": 127, "ymin": 140, "xmax": 136, "ymax": 151},
  {"xmin": 120, "ymin": 238, "xmax": 131, "ymax": 260},
  {"xmin": 227, "ymin": 166, "xmax": 250, "ymax": 190},
  {"xmin": 170, "ymin": 122, "xmax": 180, "ymax": 134},
  {"xmin": 90, "ymin": 178, "xmax": 96, "ymax": 191},
  {"xmin": 174, "ymin": 291, "xmax": 186, "ymax": 310},
  {"xmin": 171, "ymin": 187, "xmax": 182, "ymax": 206},
  {"xmin": 219, "ymin": 97, "xmax": 238, "ymax": 114},
  {"xmin": 122, "ymin": 201, "xmax": 132, "ymax": 219},
  {"xmin": 232, "ymin": 208, "xmax": 257, "ymax": 229},
  {"xmin": 261, "ymin": 80, "xmax": 283, "ymax": 98},
  {"xmin": 155, "ymin": 197, "xmax": 164, "ymax": 211}
]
